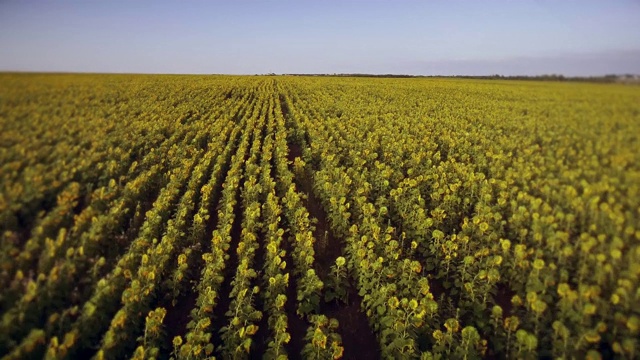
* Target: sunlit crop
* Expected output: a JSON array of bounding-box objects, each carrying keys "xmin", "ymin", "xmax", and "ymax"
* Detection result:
[{"xmin": 1, "ymin": 73, "xmax": 638, "ymax": 359}]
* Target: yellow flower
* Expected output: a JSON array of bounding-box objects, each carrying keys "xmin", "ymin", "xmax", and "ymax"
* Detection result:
[
  {"xmin": 557, "ymin": 283, "xmax": 570, "ymax": 297},
  {"xmin": 173, "ymin": 336, "xmax": 183, "ymax": 347},
  {"xmin": 610, "ymin": 249, "xmax": 622, "ymax": 260},
  {"xmin": 583, "ymin": 303, "xmax": 596, "ymax": 316},
  {"xmin": 533, "ymin": 259, "xmax": 545, "ymax": 270},
  {"xmin": 627, "ymin": 316, "xmax": 639, "ymax": 333},
  {"xmin": 584, "ymin": 331, "xmax": 601, "ymax": 344},
  {"xmin": 610, "ymin": 294, "xmax": 620, "ymax": 305}
]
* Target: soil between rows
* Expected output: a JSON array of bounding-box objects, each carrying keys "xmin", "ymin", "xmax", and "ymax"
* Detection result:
[{"xmin": 287, "ymin": 141, "xmax": 381, "ymax": 360}]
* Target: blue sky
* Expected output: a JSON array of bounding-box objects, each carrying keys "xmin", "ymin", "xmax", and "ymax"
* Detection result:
[{"xmin": 1, "ymin": 1, "xmax": 639, "ymax": 76}]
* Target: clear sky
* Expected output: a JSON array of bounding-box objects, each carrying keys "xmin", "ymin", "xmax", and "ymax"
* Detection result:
[{"xmin": 1, "ymin": 0, "xmax": 639, "ymax": 76}]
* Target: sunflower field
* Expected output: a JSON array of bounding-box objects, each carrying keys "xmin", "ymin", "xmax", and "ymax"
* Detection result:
[{"xmin": 1, "ymin": 73, "xmax": 639, "ymax": 359}]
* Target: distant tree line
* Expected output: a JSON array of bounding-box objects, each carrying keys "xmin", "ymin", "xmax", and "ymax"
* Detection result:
[{"xmin": 270, "ymin": 73, "xmax": 640, "ymax": 83}]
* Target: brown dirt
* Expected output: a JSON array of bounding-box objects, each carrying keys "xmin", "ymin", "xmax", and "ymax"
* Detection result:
[
  {"xmin": 494, "ymin": 283, "xmax": 515, "ymax": 317},
  {"xmin": 251, "ymin": 232, "xmax": 269, "ymax": 357},
  {"xmin": 287, "ymin": 140, "xmax": 381, "ymax": 360},
  {"xmin": 162, "ymin": 289, "xmax": 198, "ymax": 353},
  {"xmin": 283, "ymin": 274, "xmax": 307, "ymax": 359},
  {"xmin": 208, "ymin": 186, "xmax": 244, "ymax": 350}
]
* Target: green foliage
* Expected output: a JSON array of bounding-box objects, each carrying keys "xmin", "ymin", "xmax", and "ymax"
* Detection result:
[{"xmin": 1, "ymin": 74, "xmax": 638, "ymax": 359}]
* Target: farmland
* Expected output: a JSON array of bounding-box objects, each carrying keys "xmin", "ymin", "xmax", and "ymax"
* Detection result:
[{"xmin": 1, "ymin": 73, "xmax": 639, "ymax": 359}]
